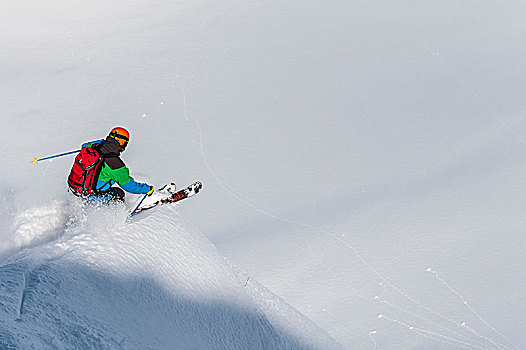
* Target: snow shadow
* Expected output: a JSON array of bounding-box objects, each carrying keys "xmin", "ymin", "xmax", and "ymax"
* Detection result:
[{"xmin": 0, "ymin": 256, "xmax": 340, "ymax": 350}]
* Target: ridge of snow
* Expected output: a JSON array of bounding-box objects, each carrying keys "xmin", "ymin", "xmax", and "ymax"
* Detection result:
[{"xmin": 0, "ymin": 202, "xmax": 342, "ymax": 349}]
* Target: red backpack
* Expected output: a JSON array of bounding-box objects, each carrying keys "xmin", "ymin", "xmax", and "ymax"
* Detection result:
[{"xmin": 67, "ymin": 145, "xmax": 104, "ymax": 197}]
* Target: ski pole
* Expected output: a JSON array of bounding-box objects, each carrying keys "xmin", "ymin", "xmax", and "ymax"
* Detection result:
[
  {"xmin": 29, "ymin": 149, "xmax": 81, "ymax": 165},
  {"xmin": 129, "ymin": 194, "xmax": 148, "ymax": 218}
]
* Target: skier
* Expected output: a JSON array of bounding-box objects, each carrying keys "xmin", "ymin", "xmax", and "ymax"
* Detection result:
[{"xmin": 76, "ymin": 127, "xmax": 154, "ymax": 203}]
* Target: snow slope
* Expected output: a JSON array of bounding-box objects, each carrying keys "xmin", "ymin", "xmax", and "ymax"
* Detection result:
[
  {"xmin": 1, "ymin": 0, "xmax": 526, "ymax": 349},
  {"xmin": 0, "ymin": 203, "xmax": 341, "ymax": 349}
]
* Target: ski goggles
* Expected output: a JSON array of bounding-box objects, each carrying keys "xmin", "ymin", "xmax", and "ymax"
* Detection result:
[{"xmin": 109, "ymin": 132, "xmax": 129, "ymax": 148}]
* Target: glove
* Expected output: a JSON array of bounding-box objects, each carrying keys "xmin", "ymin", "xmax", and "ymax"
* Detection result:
[{"xmin": 146, "ymin": 185, "xmax": 154, "ymax": 196}]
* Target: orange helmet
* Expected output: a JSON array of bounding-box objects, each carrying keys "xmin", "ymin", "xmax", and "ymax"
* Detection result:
[{"xmin": 109, "ymin": 127, "xmax": 130, "ymax": 148}]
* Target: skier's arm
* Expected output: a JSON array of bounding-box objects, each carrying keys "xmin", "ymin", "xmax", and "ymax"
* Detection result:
[
  {"xmin": 81, "ymin": 139, "xmax": 104, "ymax": 148},
  {"xmin": 110, "ymin": 166, "xmax": 151, "ymax": 194}
]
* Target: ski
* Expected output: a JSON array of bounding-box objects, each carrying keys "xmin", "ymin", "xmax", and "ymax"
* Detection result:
[{"xmin": 129, "ymin": 181, "xmax": 202, "ymax": 217}]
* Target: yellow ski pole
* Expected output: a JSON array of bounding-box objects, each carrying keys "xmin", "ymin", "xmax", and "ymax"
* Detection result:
[{"xmin": 29, "ymin": 149, "xmax": 81, "ymax": 165}]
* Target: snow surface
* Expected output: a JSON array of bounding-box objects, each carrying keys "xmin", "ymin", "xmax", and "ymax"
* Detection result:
[
  {"xmin": 0, "ymin": 203, "xmax": 340, "ymax": 349},
  {"xmin": 1, "ymin": 0, "xmax": 526, "ymax": 349}
]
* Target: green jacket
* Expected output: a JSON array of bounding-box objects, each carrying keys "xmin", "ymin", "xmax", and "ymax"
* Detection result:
[{"xmin": 83, "ymin": 138, "xmax": 150, "ymax": 194}]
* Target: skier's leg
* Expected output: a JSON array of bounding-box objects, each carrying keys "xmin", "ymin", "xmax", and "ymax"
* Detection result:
[{"xmin": 109, "ymin": 187, "xmax": 125, "ymax": 203}]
